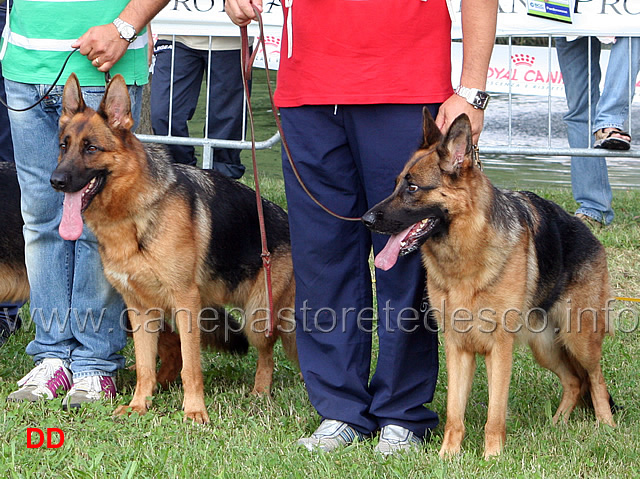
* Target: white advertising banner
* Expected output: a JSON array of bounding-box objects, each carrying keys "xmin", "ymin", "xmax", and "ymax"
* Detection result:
[
  {"xmin": 452, "ymin": 0, "xmax": 640, "ymax": 38},
  {"xmin": 454, "ymin": 42, "xmax": 640, "ymax": 100},
  {"xmin": 150, "ymin": 0, "xmax": 640, "ymax": 98},
  {"xmin": 151, "ymin": 0, "xmax": 640, "ymax": 38},
  {"xmin": 151, "ymin": 0, "xmax": 283, "ymax": 37}
]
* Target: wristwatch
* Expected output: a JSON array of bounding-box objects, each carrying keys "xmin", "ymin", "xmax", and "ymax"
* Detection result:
[
  {"xmin": 113, "ymin": 17, "xmax": 138, "ymax": 43},
  {"xmin": 455, "ymin": 86, "xmax": 491, "ymax": 110}
]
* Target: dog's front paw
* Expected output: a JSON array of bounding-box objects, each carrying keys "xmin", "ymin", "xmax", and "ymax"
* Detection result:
[
  {"xmin": 483, "ymin": 431, "xmax": 505, "ymax": 459},
  {"xmin": 439, "ymin": 426, "xmax": 464, "ymax": 459},
  {"xmin": 250, "ymin": 385, "xmax": 271, "ymax": 396},
  {"xmin": 439, "ymin": 443, "xmax": 461, "ymax": 459},
  {"xmin": 113, "ymin": 402, "xmax": 149, "ymax": 418},
  {"xmin": 184, "ymin": 408, "xmax": 209, "ymax": 425}
]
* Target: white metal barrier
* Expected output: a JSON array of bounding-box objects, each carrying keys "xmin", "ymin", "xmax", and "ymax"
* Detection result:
[{"xmin": 138, "ymin": 34, "xmax": 640, "ymax": 170}]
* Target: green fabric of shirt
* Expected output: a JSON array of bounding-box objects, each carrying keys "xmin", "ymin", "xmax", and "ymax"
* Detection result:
[{"xmin": 0, "ymin": 0, "xmax": 148, "ymax": 86}]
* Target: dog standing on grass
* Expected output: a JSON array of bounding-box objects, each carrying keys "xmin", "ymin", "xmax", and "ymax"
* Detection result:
[
  {"xmin": 363, "ymin": 109, "xmax": 616, "ymax": 458},
  {"xmin": 49, "ymin": 73, "xmax": 297, "ymax": 423}
]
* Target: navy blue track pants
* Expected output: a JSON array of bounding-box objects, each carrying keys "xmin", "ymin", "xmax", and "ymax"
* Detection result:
[
  {"xmin": 150, "ymin": 40, "xmax": 246, "ymax": 178},
  {"xmin": 280, "ymin": 104, "xmax": 440, "ymax": 437}
]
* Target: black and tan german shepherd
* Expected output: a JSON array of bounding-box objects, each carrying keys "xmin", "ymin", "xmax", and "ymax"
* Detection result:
[
  {"xmin": 0, "ymin": 162, "xmax": 251, "ymax": 392},
  {"xmin": 48, "ymin": 73, "xmax": 297, "ymax": 423},
  {"xmin": 363, "ymin": 109, "xmax": 615, "ymax": 458},
  {"xmin": 0, "ymin": 162, "xmax": 27, "ymax": 305}
]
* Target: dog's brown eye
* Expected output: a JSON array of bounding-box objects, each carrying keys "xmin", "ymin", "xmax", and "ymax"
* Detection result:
[
  {"xmin": 87, "ymin": 145, "xmax": 98, "ymax": 153},
  {"xmin": 59, "ymin": 143, "xmax": 66, "ymax": 151},
  {"xmin": 407, "ymin": 184, "xmax": 419, "ymax": 193}
]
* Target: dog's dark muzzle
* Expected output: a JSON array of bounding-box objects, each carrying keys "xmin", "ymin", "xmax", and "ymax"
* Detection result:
[
  {"xmin": 50, "ymin": 163, "xmax": 102, "ymax": 194},
  {"xmin": 50, "ymin": 168, "xmax": 73, "ymax": 192},
  {"xmin": 361, "ymin": 209, "xmax": 383, "ymax": 231}
]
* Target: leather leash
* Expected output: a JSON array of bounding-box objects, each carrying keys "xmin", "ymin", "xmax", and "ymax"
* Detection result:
[
  {"xmin": 239, "ymin": 8, "xmax": 361, "ymax": 337},
  {"xmin": 0, "ymin": 48, "xmax": 80, "ymax": 112},
  {"xmin": 240, "ymin": 8, "xmax": 362, "ymax": 223},
  {"xmin": 241, "ymin": 22, "xmax": 276, "ymax": 338}
]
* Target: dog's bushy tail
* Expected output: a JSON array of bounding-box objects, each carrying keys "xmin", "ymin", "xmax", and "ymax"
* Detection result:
[{"xmin": 199, "ymin": 307, "xmax": 249, "ymax": 355}]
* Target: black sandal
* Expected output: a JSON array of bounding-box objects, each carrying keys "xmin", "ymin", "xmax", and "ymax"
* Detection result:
[{"xmin": 594, "ymin": 128, "xmax": 631, "ymax": 151}]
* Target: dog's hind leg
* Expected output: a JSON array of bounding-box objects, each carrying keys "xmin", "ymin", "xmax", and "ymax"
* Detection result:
[
  {"xmin": 245, "ymin": 310, "xmax": 277, "ymax": 395},
  {"xmin": 114, "ymin": 307, "xmax": 160, "ymax": 418},
  {"xmin": 440, "ymin": 339, "xmax": 476, "ymax": 458},
  {"xmin": 560, "ymin": 322, "xmax": 615, "ymax": 426},
  {"xmin": 273, "ymin": 271, "xmax": 298, "ymax": 367},
  {"xmin": 157, "ymin": 329, "xmax": 182, "ymax": 389},
  {"xmin": 528, "ymin": 328, "xmax": 583, "ymax": 425},
  {"xmin": 244, "ymin": 270, "xmax": 297, "ymax": 395},
  {"xmin": 559, "ymin": 279, "xmax": 615, "ymax": 427}
]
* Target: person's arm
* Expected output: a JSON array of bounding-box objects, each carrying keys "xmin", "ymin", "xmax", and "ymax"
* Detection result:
[
  {"xmin": 72, "ymin": 0, "xmax": 170, "ymax": 73},
  {"xmin": 435, "ymin": 0, "xmax": 498, "ymax": 144},
  {"xmin": 225, "ymin": 0, "xmax": 263, "ymax": 27}
]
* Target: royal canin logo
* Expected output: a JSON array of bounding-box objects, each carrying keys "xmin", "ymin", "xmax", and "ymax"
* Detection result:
[{"xmin": 511, "ymin": 54, "xmax": 535, "ymax": 67}]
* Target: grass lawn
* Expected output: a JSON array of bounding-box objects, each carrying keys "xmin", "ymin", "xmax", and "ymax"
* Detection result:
[{"xmin": 1, "ymin": 69, "xmax": 639, "ymax": 478}]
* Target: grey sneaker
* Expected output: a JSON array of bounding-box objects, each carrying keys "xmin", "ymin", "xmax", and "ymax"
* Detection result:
[
  {"xmin": 374, "ymin": 424, "xmax": 423, "ymax": 456},
  {"xmin": 7, "ymin": 358, "xmax": 72, "ymax": 402},
  {"xmin": 297, "ymin": 419, "xmax": 366, "ymax": 452},
  {"xmin": 62, "ymin": 375, "xmax": 117, "ymax": 410}
]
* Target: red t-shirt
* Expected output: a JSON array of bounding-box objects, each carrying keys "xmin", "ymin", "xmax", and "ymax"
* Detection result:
[{"xmin": 274, "ymin": 0, "xmax": 453, "ymax": 107}]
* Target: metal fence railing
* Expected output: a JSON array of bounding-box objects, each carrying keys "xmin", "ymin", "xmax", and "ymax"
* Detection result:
[{"xmin": 138, "ymin": 35, "xmax": 640, "ymax": 171}]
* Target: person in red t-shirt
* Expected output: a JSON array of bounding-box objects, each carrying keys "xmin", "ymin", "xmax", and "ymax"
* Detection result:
[{"xmin": 227, "ymin": 0, "xmax": 498, "ymax": 455}]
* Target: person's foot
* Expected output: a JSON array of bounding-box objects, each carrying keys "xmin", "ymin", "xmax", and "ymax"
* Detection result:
[
  {"xmin": 374, "ymin": 424, "xmax": 423, "ymax": 456},
  {"xmin": 575, "ymin": 213, "xmax": 604, "ymax": 228},
  {"xmin": 62, "ymin": 375, "xmax": 117, "ymax": 410},
  {"xmin": 7, "ymin": 358, "xmax": 72, "ymax": 402},
  {"xmin": 297, "ymin": 419, "xmax": 366, "ymax": 452},
  {"xmin": 594, "ymin": 128, "xmax": 631, "ymax": 150}
]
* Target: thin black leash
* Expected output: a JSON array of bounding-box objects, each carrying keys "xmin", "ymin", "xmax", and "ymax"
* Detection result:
[{"xmin": 0, "ymin": 47, "xmax": 79, "ymax": 112}]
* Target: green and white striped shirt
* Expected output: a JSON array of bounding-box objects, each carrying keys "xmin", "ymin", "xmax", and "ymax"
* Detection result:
[{"xmin": 0, "ymin": 0, "xmax": 148, "ymax": 86}]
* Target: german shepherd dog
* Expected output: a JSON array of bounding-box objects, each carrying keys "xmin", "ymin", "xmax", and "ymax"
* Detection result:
[
  {"xmin": 0, "ymin": 163, "xmax": 249, "ymax": 385},
  {"xmin": 49, "ymin": 73, "xmax": 297, "ymax": 423},
  {"xmin": 1, "ymin": 165, "xmax": 249, "ymax": 385},
  {"xmin": 0, "ymin": 162, "xmax": 27, "ymax": 304},
  {"xmin": 363, "ymin": 109, "xmax": 615, "ymax": 458}
]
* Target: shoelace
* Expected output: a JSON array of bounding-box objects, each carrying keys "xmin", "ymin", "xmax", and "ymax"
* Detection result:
[
  {"xmin": 69, "ymin": 376, "xmax": 115, "ymax": 399},
  {"xmin": 70, "ymin": 376, "xmax": 101, "ymax": 394},
  {"xmin": 17, "ymin": 359, "xmax": 64, "ymax": 387}
]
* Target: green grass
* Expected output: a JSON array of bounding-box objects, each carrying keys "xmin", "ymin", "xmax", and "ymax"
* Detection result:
[
  {"xmin": 1, "ymin": 186, "xmax": 638, "ymax": 478},
  {"xmin": 1, "ymin": 69, "xmax": 639, "ymax": 477}
]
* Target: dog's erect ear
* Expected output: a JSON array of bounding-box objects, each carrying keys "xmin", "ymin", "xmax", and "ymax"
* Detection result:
[
  {"xmin": 439, "ymin": 114, "xmax": 473, "ymax": 174},
  {"xmin": 99, "ymin": 74, "xmax": 134, "ymax": 131},
  {"xmin": 421, "ymin": 107, "xmax": 443, "ymax": 149},
  {"xmin": 60, "ymin": 73, "xmax": 86, "ymax": 129}
]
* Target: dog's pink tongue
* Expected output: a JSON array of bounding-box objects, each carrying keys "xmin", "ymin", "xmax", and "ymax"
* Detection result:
[
  {"xmin": 374, "ymin": 225, "xmax": 412, "ymax": 271},
  {"xmin": 59, "ymin": 191, "xmax": 84, "ymax": 241}
]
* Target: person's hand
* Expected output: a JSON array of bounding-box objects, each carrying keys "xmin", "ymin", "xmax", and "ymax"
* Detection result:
[
  {"xmin": 72, "ymin": 23, "xmax": 130, "ymax": 73},
  {"xmin": 435, "ymin": 94, "xmax": 485, "ymax": 145},
  {"xmin": 225, "ymin": 0, "xmax": 263, "ymax": 26}
]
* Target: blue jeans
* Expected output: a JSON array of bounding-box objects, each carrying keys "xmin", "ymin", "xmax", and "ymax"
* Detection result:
[
  {"xmin": 556, "ymin": 37, "xmax": 614, "ymax": 224},
  {"xmin": 594, "ymin": 37, "xmax": 640, "ymax": 133},
  {"xmin": 5, "ymin": 79, "xmax": 142, "ymax": 378},
  {"xmin": 150, "ymin": 40, "xmax": 246, "ymax": 178},
  {"xmin": 280, "ymin": 104, "xmax": 439, "ymax": 438}
]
